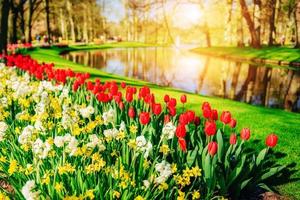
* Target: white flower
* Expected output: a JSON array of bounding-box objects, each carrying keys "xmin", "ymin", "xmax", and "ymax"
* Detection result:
[
  {"xmin": 54, "ymin": 136, "xmax": 65, "ymax": 147},
  {"xmin": 143, "ymin": 180, "xmax": 150, "ymax": 189},
  {"xmin": 34, "ymin": 120, "xmax": 45, "ymax": 133},
  {"xmin": 136, "ymin": 135, "xmax": 147, "ymax": 148},
  {"xmin": 162, "ymin": 122, "xmax": 176, "ymax": 140},
  {"xmin": 0, "ymin": 121, "xmax": 8, "ymax": 141},
  {"xmin": 32, "ymin": 138, "xmax": 51, "ymax": 159},
  {"xmin": 103, "ymin": 128, "xmax": 119, "ymax": 138},
  {"xmin": 21, "ymin": 180, "xmax": 39, "ymax": 200},
  {"xmin": 102, "ymin": 108, "xmax": 115, "ymax": 125},
  {"xmin": 119, "ymin": 121, "xmax": 126, "ymax": 132},
  {"xmin": 18, "ymin": 125, "xmax": 35, "ymax": 145},
  {"xmin": 87, "ymin": 134, "xmax": 106, "ymax": 151},
  {"xmin": 79, "ymin": 106, "xmax": 95, "ymax": 118},
  {"xmin": 155, "ymin": 160, "xmax": 172, "ymax": 184}
]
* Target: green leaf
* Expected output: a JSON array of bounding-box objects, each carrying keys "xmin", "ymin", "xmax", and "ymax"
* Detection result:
[
  {"xmin": 204, "ymin": 153, "xmax": 211, "ymax": 182},
  {"xmin": 227, "ymin": 154, "xmax": 246, "ymax": 187},
  {"xmin": 216, "ymin": 129, "xmax": 224, "ymax": 163},
  {"xmin": 256, "ymin": 148, "xmax": 267, "ymax": 166},
  {"xmin": 258, "ymin": 165, "xmax": 286, "ymax": 182},
  {"xmin": 187, "ymin": 146, "xmax": 198, "ymax": 167}
]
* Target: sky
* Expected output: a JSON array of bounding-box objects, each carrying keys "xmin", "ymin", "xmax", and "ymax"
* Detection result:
[{"xmin": 100, "ymin": 0, "xmax": 204, "ymax": 29}]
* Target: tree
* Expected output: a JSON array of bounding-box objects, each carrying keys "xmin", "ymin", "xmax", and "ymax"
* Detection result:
[
  {"xmin": 295, "ymin": 0, "xmax": 300, "ymax": 47},
  {"xmin": 45, "ymin": 0, "xmax": 51, "ymax": 44},
  {"xmin": 268, "ymin": 0, "xmax": 277, "ymax": 45},
  {"xmin": 0, "ymin": 0, "xmax": 10, "ymax": 54},
  {"xmin": 239, "ymin": 0, "xmax": 261, "ymax": 48}
]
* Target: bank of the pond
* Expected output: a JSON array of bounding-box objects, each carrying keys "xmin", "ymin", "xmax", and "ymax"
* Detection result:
[
  {"xmin": 193, "ymin": 46, "xmax": 300, "ymax": 68},
  {"xmin": 26, "ymin": 44, "xmax": 300, "ymax": 199}
]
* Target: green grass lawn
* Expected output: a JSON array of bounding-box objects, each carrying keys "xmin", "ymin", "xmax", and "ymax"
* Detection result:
[
  {"xmin": 193, "ymin": 46, "xmax": 300, "ymax": 64},
  {"xmin": 26, "ymin": 43, "xmax": 300, "ymax": 199}
]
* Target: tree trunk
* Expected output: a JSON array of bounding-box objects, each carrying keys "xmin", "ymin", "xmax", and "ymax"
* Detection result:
[
  {"xmin": 268, "ymin": 0, "xmax": 277, "ymax": 46},
  {"xmin": 19, "ymin": 1, "xmax": 25, "ymax": 37},
  {"xmin": 67, "ymin": 0, "xmax": 75, "ymax": 42},
  {"xmin": 45, "ymin": 0, "xmax": 51, "ymax": 44},
  {"xmin": 11, "ymin": 4, "xmax": 18, "ymax": 43},
  {"xmin": 59, "ymin": 8, "xmax": 66, "ymax": 40},
  {"xmin": 0, "ymin": 0, "xmax": 10, "ymax": 54},
  {"xmin": 27, "ymin": 0, "xmax": 34, "ymax": 42},
  {"xmin": 204, "ymin": 23, "xmax": 211, "ymax": 47},
  {"xmin": 239, "ymin": 0, "xmax": 261, "ymax": 48},
  {"xmin": 295, "ymin": 1, "xmax": 300, "ymax": 48}
]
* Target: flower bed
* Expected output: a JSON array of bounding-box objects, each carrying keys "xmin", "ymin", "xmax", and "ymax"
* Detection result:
[{"xmin": 0, "ymin": 54, "xmax": 283, "ymax": 199}]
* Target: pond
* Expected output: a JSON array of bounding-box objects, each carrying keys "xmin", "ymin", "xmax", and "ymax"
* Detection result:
[{"xmin": 62, "ymin": 47, "xmax": 300, "ymax": 112}]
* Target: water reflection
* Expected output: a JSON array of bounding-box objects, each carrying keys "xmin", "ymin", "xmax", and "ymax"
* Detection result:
[{"xmin": 62, "ymin": 47, "xmax": 300, "ymax": 112}]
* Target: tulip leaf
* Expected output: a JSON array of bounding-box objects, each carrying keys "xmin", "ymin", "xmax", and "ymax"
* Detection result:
[
  {"xmin": 258, "ymin": 165, "xmax": 286, "ymax": 182},
  {"xmin": 256, "ymin": 148, "xmax": 267, "ymax": 166},
  {"xmin": 187, "ymin": 146, "xmax": 198, "ymax": 167},
  {"xmin": 227, "ymin": 154, "xmax": 246, "ymax": 187},
  {"xmin": 216, "ymin": 129, "xmax": 224, "ymax": 163},
  {"xmin": 204, "ymin": 153, "xmax": 211, "ymax": 182}
]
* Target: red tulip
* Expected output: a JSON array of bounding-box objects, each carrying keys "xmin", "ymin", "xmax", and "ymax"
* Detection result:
[
  {"xmin": 152, "ymin": 103, "xmax": 162, "ymax": 116},
  {"xmin": 178, "ymin": 137, "xmax": 187, "ymax": 152},
  {"xmin": 164, "ymin": 94, "xmax": 170, "ymax": 103},
  {"xmin": 168, "ymin": 98, "xmax": 177, "ymax": 107},
  {"xmin": 128, "ymin": 107, "xmax": 135, "ymax": 118},
  {"xmin": 202, "ymin": 102, "xmax": 211, "ymax": 110},
  {"xmin": 179, "ymin": 113, "xmax": 189, "ymax": 125},
  {"xmin": 202, "ymin": 107, "xmax": 212, "ymax": 119},
  {"xmin": 126, "ymin": 92, "xmax": 133, "ymax": 103},
  {"xmin": 164, "ymin": 114, "xmax": 170, "ymax": 124},
  {"xmin": 204, "ymin": 121, "xmax": 217, "ymax": 136},
  {"xmin": 240, "ymin": 128, "xmax": 251, "ymax": 141},
  {"xmin": 208, "ymin": 142, "xmax": 218, "ymax": 156},
  {"xmin": 139, "ymin": 112, "xmax": 150, "ymax": 125},
  {"xmin": 121, "ymin": 82, "xmax": 126, "ymax": 88},
  {"xmin": 265, "ymin": 134, "xmax": 278, "ymax": 148},
  {"xmin": 168, "ymin": 106, "xmax": 176, "ymax": 116},
  {"xmin": 229, "ymin": 133, "xmax": 237, "ymax": 145},
  {"xmin": 220, "ymin": 111, "xmax": 231, "ymax": 124},
  {"xmin": 229, "ymin": 118, "xmax": 237, "ymax": 128},
  {"xmin": 211, "ymin": 109, "xmax": 218, "ymax": 120},
  {"xmin": 186, "ymin": 110, "xmax": 195, "ymax": 123},
  {"xmin": 119, "ymin": 101, "xmax": 124, "ymax": 110},
  {"xmin": 194, "ymin": 116, "xmax": 201, "ymax": 126},
  {"xmin": 180, "ymin": 94, "xmax": 187, "ymax": 104},
  {"xmin": 176, "ymin": 124, "xmax": 186, "ymax": 138}
]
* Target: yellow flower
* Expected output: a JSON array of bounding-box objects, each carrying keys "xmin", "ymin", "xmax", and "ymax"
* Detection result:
[
  {"xmin": 113, "ymin": 190, "xmax": 120, "ymax": 199},
  {"xmin": 191, "ymin": 166, "xmax": 202, "ymax": 177},
  {"xmin": 134, "ymin": 195, "xmax": 145, "ymax": 200},
  {"xmin": 110, "ymin": 150, "xmax": 118, "ymax": 157},
  {"xmin": 41, "ymin": 174, "xmax": 50, "ymax": 185},
  {"xmin": 158, "ymin": 182, "xmax": 168, "ymax": 190},
  {"xmin": 116, "ymin": 131, "xmax": 125, "ymax": 140},
  {"xmin": 128, "ymin": 139, "xmax": 136, "ymax": 149},
  {"xmin": 177, "ymin": 190, "xmax": 185, "ymax": 200},
  {"xmin": 8, "ymin": 159, "xmax": 18, "ymax": 175},
  {"xmin": 143, "ymin": 159, "xmax": 150, "ymax": 169},
  {"xmin": 119, "ymin": 181, "xmax": 127, "ymax": 189},
  {"xmin": 55, "ymin": 182, "xmax": 64, "ymax": 192},
  {"xmin": 84, "ymin": 189, "xmax": 95, "ymax": 199},
  {"xmin": 171, "ymin": 163, "xmax": 177, "ymax": 173},
  {"xmin": 25, "ymin": 164, "xmax": 34, "ymax": 175},
  {"xmin": 0, "ymin": 191, "xmax": 10, "ymax": 200},
  {"xmin": 129, "ymin": 125, "xmax": 138, "ymax": 134},
  {"xmin": 21, "ymin": 144, "xmax": 30, "ymax": 152},
  {"xmin": 58, "ymin": 163, "xmax": 75, "ymax": 175},
  {"xmin": 46, "ymin": 137, "xmax": 54, "ymax": 145},
  {"xmin": 159, "ymin": 144, "xmax": 170, "ymax": 155},
  {"xmin": 192, "ymin": 190, "xmax": 200, "ymax": 200},
  {"xmin": 0, "ymin": 156, "xmax": 6, "ymax": 163}
]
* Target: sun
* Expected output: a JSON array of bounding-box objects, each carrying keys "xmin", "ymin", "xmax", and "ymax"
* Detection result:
[{"xmin": 172, "ymin": 4, "xmax": 203, "ymax": 29}]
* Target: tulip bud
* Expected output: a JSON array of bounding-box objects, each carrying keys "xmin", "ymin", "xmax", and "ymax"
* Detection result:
[
  {"xmin": 208, "ymin": 142, "xmax": 218, "ymax": 156},
  {"xmin": 128, "ymin": 107, "xmax": 135, "ymax": 118},
  {"xmin": 229, "ymin": 118, "xmax": 237, "ymax": 128},
  {"xmin": 194, "ymin": 116, "xmax": 200, "ymax": 126},
  {"xmin": 139, "ymin": 112, "xmax": 150, "ymax": 125},
  {"xmin": 240, "ymin": 128, "xmax": 250, "ymax": 141},
  {"xmin": 265, "ymin": 133, "xmax": 278, "ymax": 148},
  {"xmin": 180, "ymin": 94, "xmax": 187, "ymax": 104},
  {"xmin": 220, "ymin": 111, "xmax": 231, "ymax": 124},
  {"xmin": 176, "ymin": 124, "xmax": 186, "ymax": 138},
  {"xmin": 164, "ymin": 94, "xmax": 170, "ymax": 103},
  {"xmin": 211, "ymin": 109, "xmax": 218, "ymax": 120},
  {"xmin": 204, "ymin": 121, "xmax": 217, "ymax": 136},
  {"xmin": 178, "ymin": 137, "xmax": 187, "ymax": 152},
  {"xmin": 229, "ymin": 133, "xmax": 237, "ymax": 145},
  {"xmin": 119, "ymin": 101, "xmax": 124, "ymax": 110},
  {"xmin": 202, "ymin": 107, "xmax": 212, "ymax": 119},
  {"xmin": 152, "ymin": 103, "xmax": 162, "ymax": 116},
  {"xmin": 121, "ymin": 82, "xmax": 126, "ymax": 88},
  {"xmin": 164, "ymin": 114, "xmax": 170, "ymax": 124}
]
